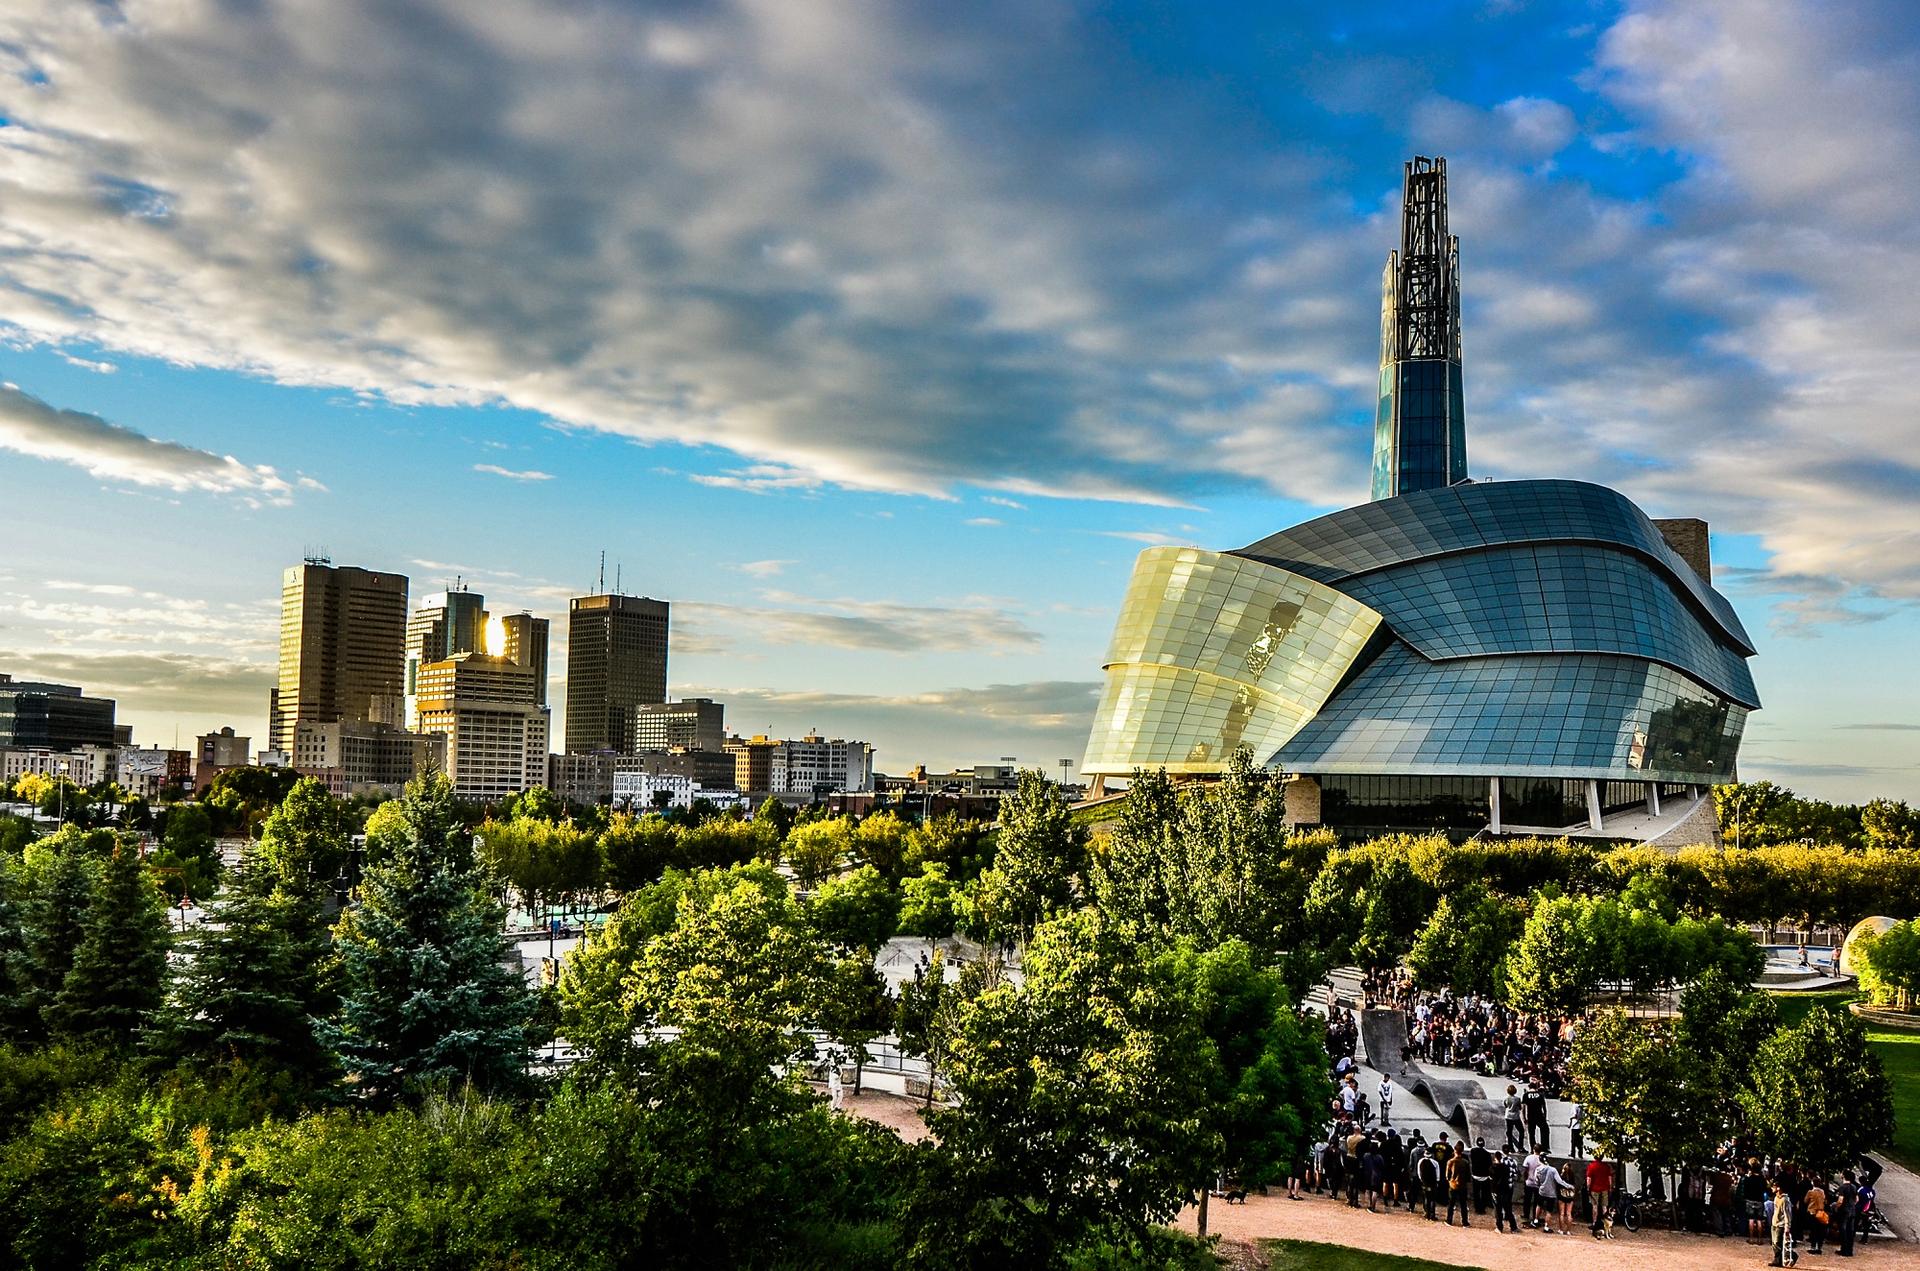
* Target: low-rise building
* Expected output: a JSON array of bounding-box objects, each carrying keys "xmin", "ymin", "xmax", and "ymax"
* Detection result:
[
  {"xmin": 611, "ymin": 768, "xmax": 749, "ymax": 814},
  {"xmin": 548, "ymin": 752, "xmax": 616, "ymax": 807},
  {"xmin": 115, "ymin": 746, "xmax": 192, "ymax": 798},
  {"xmin": 633, "ymin": 698, "xmax": 725, "ymax": 754},
  {"xmin": 725, "ymin": 734, "xmax": 789, "ymax": 796},
  {"xmin": 292, "ymin": 720, "xmax": 444, "ymax": 796},
  {"xmin": 622, "ymin": 747, "xmax": 738, "ymax": 791},
  {"xmin": 0, "ymin": 674, "xmax": 117, "ymax": 750},
  {"xmin": 780, "ymin": 733, "xmax": 875, "ymax": 796},
  {"xmin": 1, "ymin": 744, "xmax": 115, "ymax": 787}
]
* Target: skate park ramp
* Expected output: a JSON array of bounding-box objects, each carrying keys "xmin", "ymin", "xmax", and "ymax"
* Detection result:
[{"xmin": 1359, "ymin": 1008, "xmax": 1508, "ymax": 1144}]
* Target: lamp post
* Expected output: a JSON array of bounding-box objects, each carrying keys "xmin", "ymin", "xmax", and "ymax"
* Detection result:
[
  {"xmin": 56, "ymin": 760, "xmax": 69, "ymax": 824},
  {"xmin": 1058, "ymin": 758, "xmax": 1073, "ymax": 793}
]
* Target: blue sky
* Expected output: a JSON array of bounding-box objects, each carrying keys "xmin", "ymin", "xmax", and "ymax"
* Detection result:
[{"xmin": 0, "ymin": 0, "xmax": 1916, "ymax": 800}]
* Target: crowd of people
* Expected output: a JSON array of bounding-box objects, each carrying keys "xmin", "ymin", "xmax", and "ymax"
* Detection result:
[{"xmin": 1363, "ymin": 968, "xmax": 1579, "ymax": 1095}]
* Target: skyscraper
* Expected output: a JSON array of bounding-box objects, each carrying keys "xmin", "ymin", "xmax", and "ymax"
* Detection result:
[
  {"xmin": 404, "ymin": 586, "xmax": 488, "ymax": 728},
  {"xmin": 498, "ymin": 612, "xmax": 551, "ymax": 706},
  {"xmin": 413, "ymin": 653, "xmax": 549, "ymax": 803},
  {"xmin": 1371, "ymin": 155, "xmax": 1468, "ymax": 501},
  {"xmin": 271, "ymin": 559, "xmax": 409, "ymax": 753},
  {"xmin": 564, "ymin": 593, "xmax": 668, "ymax": 754}
]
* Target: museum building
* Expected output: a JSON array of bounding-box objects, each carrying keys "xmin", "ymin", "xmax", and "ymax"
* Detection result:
[{"xmin": 1079, "ymin": 158, "xmax": 1759, "ymax": 839}]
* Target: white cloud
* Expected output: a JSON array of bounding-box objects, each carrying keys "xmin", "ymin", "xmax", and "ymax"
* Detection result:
[
  {"xmin": 0, "ymin": 383, "xmax": 300, "ymax": 505},
  {"xmin": 736, "ymin": 559, "xmax": 796, "ymax": 578},
  {"xmin": 472, "ymin": 463, "xmax": 554, "ymax": 481},
  {"xmin": 964, "ymin": 516, "xmax": 1001, "ymax": 527}
]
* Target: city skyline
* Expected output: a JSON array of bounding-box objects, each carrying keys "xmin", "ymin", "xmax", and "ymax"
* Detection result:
[{"xmin": 3, "ymin": 2, "xmax": 1919, "ymax": 798}]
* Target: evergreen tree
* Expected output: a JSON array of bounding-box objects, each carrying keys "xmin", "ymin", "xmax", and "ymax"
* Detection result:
[
  {"xmin": 47, "ymin": 839, "xmax": 170, "ymax": 1048},
  {"xmin": 158, "ymin": 848, "xmax": 335, "ymax": 1082},
  {"xmin": 0, "ymin": 861, "xmax": 36, "ymax": 1041},
  {"xmin": 21, "ymin": 845, "xmax": 98, "ymax": 1036},
  {"xmin": 972, "ymin": 769, "xmax": 1088, "ymax": 944},
  {"xmin": 321, "ymin": 774, "xmax": 533, "ymax": 1103}
]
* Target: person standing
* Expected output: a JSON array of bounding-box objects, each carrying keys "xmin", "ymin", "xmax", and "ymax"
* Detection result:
[
  {"xmin": 1586, "ymin": 1156, "xmax": 1615, "ymax": 1238},
  {"xmin": 1568, "ymin": 1102, "xmax": 1584, "ymax": 1157},
  {"xmin": 1741, "ymin": 1161, "xmax": 1768, "ymax": 1243},
  {"xmin": 1446, "ymin": 1147, "xmax": 1473, "ymax": 1227},
  {"xmin": 1469, "ymin": 1137, "xmax": 1493, "ymax": 1214},
  {"xmin": 1835, "ymin": 1174, "xmax": 1858, "ymax": 1257},
  {"xmin": 1345, "ymin": 1123, "xmax": 1366, "ymax": 1207},
  {"xmin": 1378, "ymin": 1075, "xmax": 1395, "ymax": 1127},
  {"xmin": 1769, "ymin": 1180, "xmax": 1795, "ymax": 1267},
  {"xmin": 1493, "ymin": 1150, "xmax": 1520, "ymax": 1233},
  {"xmin": 1364, "ymin": 1139, "xmax": 1385, "ymax": 1213},
  {"xmin": 1524, "ymin": 1082, "xmax": 1551, "ymax": 1152},
  {"xmin": 1418, "ymin": 1147, "xmax": 1442, "ymax": 1221},
  {"xmin": 1804, "ymin": 1179, "xmax": 1828, "ymax": 1255},
  {"xmin": 1523, "ymin": 1146, "xmax": 1545, "ymax": 1228},
  {"xmin": 1503, "ymin": 1084, "xmax": 1525, "ymax": 1151}
]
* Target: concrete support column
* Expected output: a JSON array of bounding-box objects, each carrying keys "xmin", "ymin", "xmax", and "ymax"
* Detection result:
[
  {"xmin": 1586, "ymin": 780, "xmax": 1604, "ymax": 832},
  {"xmin": 1646, "ymin": 783, "xmax": 1661, "ymax": 817},
  {"xmin": 1488, "ymin": 776, "xmax": 1503, "ymax": 835},
  {"xmin": 1088, "ymin": 774, "xmax": 1107, "ymax": 799}
]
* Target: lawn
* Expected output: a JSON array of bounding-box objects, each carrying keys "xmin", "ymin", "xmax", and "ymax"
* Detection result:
[
  {"xmin": 1770, "ymin": 989, "xmax": 1920, "ymax": 1170},
  {"xmin": 1265, "ymin": 1238, "xmax": 1483, "ymax": 1271}
]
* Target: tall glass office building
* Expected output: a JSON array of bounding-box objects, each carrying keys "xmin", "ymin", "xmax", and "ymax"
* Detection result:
[{"xmin": 1081, "ymin": 157, "xmax": 1759, "ymax": 838}]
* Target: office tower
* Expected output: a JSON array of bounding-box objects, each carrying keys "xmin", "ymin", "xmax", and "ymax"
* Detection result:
[
  {"xmin": 271, "ymin": 559, "xmax": 409, "ymax": 753},
  {"xmin": 499, "ymin": 612, "xmax": 550, "ymax": 706},
  {"xmin": 0, "ymin": 673, "xmax": 117, "ymax": 749},
  {"xmin": 564, "ymin": 593, "xmax": 669, "ymax": 754},
  {"xmin": 1371, "ymin": 155, "xmax": 1467, "ymax": 501},
  {"xmin": 413, "ymin": 653, "xmax": 549, "ymax": 803},
  {"xmin": 404, "ymin": 586, "xmax": 488, "ymax": 728},
  {"xmin": 632, "ymin": 697, "xmax": 724, "ymax": 754}
]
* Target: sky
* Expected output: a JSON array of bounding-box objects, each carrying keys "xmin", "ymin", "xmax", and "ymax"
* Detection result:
[{"xmin": 0, "ymin": 0, "xmax": 1917, "ymax": 802}]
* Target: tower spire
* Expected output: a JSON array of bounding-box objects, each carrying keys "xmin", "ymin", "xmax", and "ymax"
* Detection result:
[{"xmin": 1371, "ymin": 156, "xmax": 1468, "ymax": 500}]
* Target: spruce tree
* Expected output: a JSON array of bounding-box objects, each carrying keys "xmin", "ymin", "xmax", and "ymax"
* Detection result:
[
  {"xmin": 321, "ymin": 774, "xmax": 533, "ymax": 1103},
  {"xmin": 158, "ymin": 848, "xmax": 334, "ymax": 1082},
  {"xmin": 0, "ymin": 862, "xmax": 36, "ymax": 1042},
  {"xmin": 48, "ymin": 839, "xmax": 169, "ymax": 1048},
  {"xmin": 22, "ymin": 846, "xmax": 98, "ymax": 1036}
]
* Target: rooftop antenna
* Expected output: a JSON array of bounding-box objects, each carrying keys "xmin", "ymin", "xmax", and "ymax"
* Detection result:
[
  {"xmin": 597, "ymin": 551, "xmax": 605, "ymax": 594},
  {"xmin": 303, "ymin": 544, "xmax": 331, "ymax": 567},
  {"xmin": 615, "ymin": 562, "xmax": 622, "ymax": 595}
]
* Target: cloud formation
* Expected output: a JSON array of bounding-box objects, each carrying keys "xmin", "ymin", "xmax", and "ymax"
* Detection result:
[
  {"xmin": 472, "ymin": 463, "xmax": 554, "ymax": 481},
  {"xmin": 0, "ymin": 0, "xmax": 1914, "ymax": 618},
  {"xmin": 0, "ymin": 384, "xmax": 297, "ymax": 503}
]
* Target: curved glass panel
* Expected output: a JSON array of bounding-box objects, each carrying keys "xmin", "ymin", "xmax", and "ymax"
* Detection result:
[
  {"xmin": 1339, "ymin": 544, "xmax": 1760, "ymax": 708},
  {"xmin": 1234, "ymin": 479, "xmax": 1755, "ymax": 656},
  {"xmin": 1272, "ymin": 641, "xmax": 1747, "ymax": 783},
  {"xmin": 1082, "ymin": 548, "xmax": 1382, "ymax": 776}
]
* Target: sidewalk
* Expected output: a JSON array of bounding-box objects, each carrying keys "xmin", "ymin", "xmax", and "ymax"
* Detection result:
[{"xmin": 1179, "ymin": 1189, "xmax": 1920, "ymax": 1269}]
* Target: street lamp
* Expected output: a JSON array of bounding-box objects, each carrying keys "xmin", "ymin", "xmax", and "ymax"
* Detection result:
[
  {"xmin": 56, "ymin": 760, "xmax": 69, "ymax": 824},
  {"xmin": 1058, "ymin": 758, "xmax": 1074, "ymax": 792}
]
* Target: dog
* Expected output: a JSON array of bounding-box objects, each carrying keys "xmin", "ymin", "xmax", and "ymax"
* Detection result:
[{"xmin": 1223, "ymin": 1188, "xmax": 1249, "ymax": 1205}]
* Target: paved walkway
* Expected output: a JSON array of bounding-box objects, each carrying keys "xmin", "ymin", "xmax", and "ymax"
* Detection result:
[{"xmin": 1180, "ymin": 1189, "xmax": 1920, "ymax": 1269}]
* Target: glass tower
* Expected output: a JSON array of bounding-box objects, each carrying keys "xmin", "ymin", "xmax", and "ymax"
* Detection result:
[{"xmin": 1371, "ymin": 156, "xmax": 1468, "ymax": 501}]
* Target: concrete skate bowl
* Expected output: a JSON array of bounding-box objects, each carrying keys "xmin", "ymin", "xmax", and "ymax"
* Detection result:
[{"xmin": 1359, "ymin": 1009, "xmax": 1508, "ymax": 1144}]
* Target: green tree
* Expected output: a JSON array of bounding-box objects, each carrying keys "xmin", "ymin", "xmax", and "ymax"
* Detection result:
[
  {"xmin": 1675, "ymin": 966, "xmax": 1779, "ymax": 1118},
  {"xmin": 810, "ymin": 864, "xmax": 901, "ymax": 951},
  {"xmin": 912, "ymin": 911, "xmax": 1211, "ymax": 1267},
  {"xmin": 0, "ymin": 864, "xmax": 34, "ymax": 1042},
  {"xmin": 905, "ymin": 811, "xmax": 994, "ymax": 881},
  {"xmin": 1406, "ymin": 884, "xmax": 1525, "ymax": 995},
  {"xmin": 784, "ymin": 816, "xmax": 854, "ymax": 888},
  {"xmin": 205, "ymin": 765, "xmax": 301, "ymax": 835},
  {"xmin": 600, "ymin": 812, "xmax": 682, "ymax": 891},
  {"xmin": 502, "ymin": 785, "xmax": 564, "ymax": 822},
  {"xmin": 972, "ymin": 769, "xmax": 1088, "ymax": 944},
  {"xmin": 1567, "ymin": 1009, "xmax": 1706, "ymax": 1172},
  {"xmin": 255, "ymin": 778, "xmax": 350, "ymax": 896},
  {"xmin": 322, "ymin": 775, "xmax": 533, "ymax": 1103},
  {"xmin": 157, "ymin": 848, "xmax": 335, "ymax": 1083},
  {"xmin": 152, "ymin": 800, "xmax": 222, "ymax": 901},
  {"xmin": 1856, "ymin": 919, "xmax": 1920, "ymax": 1008},
  {"xmin": 895, "ymin": 949, "xmax": 954, "ymax": 1107},
  {"xmin": 1864, "ymin": 799, "xmax": 1920, "ymax": 851},
  {"xmin": 852, "ymin": 812, "xmax": 911, "ymax": 882},
  {"xmin": 47, "ymin": 840, "xmax": 169, "ymax": 1048},
  {"xmin": 1714, "ymin": 781, "xmax": 1790, "ymax": 851},
  {"xmin": 899, "ymin": 863, "xmax": 961, "ymax": 940},
  {"xmin": 362, "ymin": 799, "xmax": 410, "ymax": 865},
  {"xmin": 1739, "ymin": 1006, "xmax": 1894, "ymax": 1176},
  {"xmin": 17, "ymin": 845, "xmax": 96, "ymax": 1036},
  {"xmin": 1503, "ymin": 893, "xmax": 1594, "ymax": 1012}
]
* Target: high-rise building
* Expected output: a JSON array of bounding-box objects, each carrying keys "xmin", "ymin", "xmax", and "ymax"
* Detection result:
[
  {"xmin": 565, "ymin": 593, "xmax": 669, "ymax": 754},
  {"xmin": 0, "ymin": 673, "xmax": 117, "ymax": 750},
  {"xmin": 1371, "ymin": 156, "xmax": 1467, "ymax": 502},
  {"xmin": 633, "ymin": 698, "xmax": 724, "ymax": 754},
  {"xmin": 498, "ymin": 612, "xmax": 550, "ymax": 706},
  {"xmin": 271, "ymin": 559, "xmax": 409, "ymax": 752},
  {"xmin": 413, "ymin": 652, "xmax": 550, "ymax": 803},
  {"xmin": 404, "ymin": 586, "xmax": 488, "ymax": 728}
]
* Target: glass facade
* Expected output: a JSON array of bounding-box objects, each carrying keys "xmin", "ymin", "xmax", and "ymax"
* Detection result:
[
  {"xmin": 1372, "ymin": 359, "xmax": 1467, "ymax": 500},
  {"xmin": 1080, "ymin": 548, "xmax": 1382, "ymax": 776},
  {"xmin": 1320, "ymin": 774, "xmax": 1489, "ymax": 829},
  {"xmin": 1271, "ymin": 642, "xmax": 1746, "ymax": 782}
]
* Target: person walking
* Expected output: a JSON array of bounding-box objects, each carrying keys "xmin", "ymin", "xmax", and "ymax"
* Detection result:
[
  {"xmin": 1446, "ymin": 1147, "xmax": 1473, "ymax": 1227},
  {"xmin": 1768, "ymin": 1180, "xmax": 1795, "ymax": 1267},
  {"xmin": 1503, "ymin": 1083, "xmax": 1525, "ymax": 1151},
  {"xmin": 1493, "ymin": 1149, "xmax": 1520, "ymax": 1233},
  {"xmin": 1586, "ymin": 1156, "xmax": 1615, "ymax": 1237},
  {"xmin": 1537, "ymin": 1158, "xmax": 1572, "ymax": 1235}
]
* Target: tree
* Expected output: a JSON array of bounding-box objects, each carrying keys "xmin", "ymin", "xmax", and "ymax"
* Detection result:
[
  {"xmin": 1864, "ymin": 799, "xmax": 1920, "ymax": 851},
  {"xmin": 784, "ymin": 817, "xmax": 854, "ymax": 888},
  {"xmin": 599, "ymin": 812, "xmax": 681, "ymax": 891},
  {"xmin": 10, "ymin": 773, "xmax": 53, "ymax": 809},
  {"xmin": 912, "ymin": 911, "xmax": 1212, "ymax": 1267},
  {"xmin": 1739, "ymin": 1006, "xmax": 1894, "ymax": 1176},
  {"xmin": 1168, "ymin": 939, "xmax": 1331, "ymax": 1238},
  {"xmin": 47, "ymin": 840, "xmax": 169, "ymax": 1048},
  {"xmin": 905, "ymin": 811, "xmax": 993, "ymax": 882},
  {"xmin": 1406, "ymin": 884, "xmax": 1525, "ymax": 995},
  {"xmin": 971, "ymin": 769, "xmax": 1088, "ymax": 944},
  {"xmin": 502, "ymin": 785, "xmax": 564, "ymax": 822},
  {"xmin": 1714, "ymin": 781, "xmax": 1790, "ymax": 851},
  {"xmin": 17, "ymin": 845, "xmax": 96, "ymax": 1036},
  {"xmin": 0, "ymin": 863, "xmax": 35, "ymax": 1042},
  {"xmin": 809, "ymin": 864, "xmax": 901, "ymax": 952},
  {"xmin": 321, "ymin": 775, "xmax": 533, "ymax": 1103},
  {"xmin": 898, "ymin": 864, "xmax": 961, "ymax": 941},
  {"xmin": 1855, "ymin": 919, "xmax": 1920, "ymax": 1009},
  {"xmin": 1676, "ymin": 966, "xmax": 1779, "ymax": 1118},
  {"xmin": 896, "ymin": 950, "xmax": 954, "ymax": 1107},
  {"xmin": 362, "ymin": 799, "xmax": 410, "ymax": 865},
  {"xmin": 1567, "ymin": 1010, "xmax": 1706, "ymax": 1173},
  {"xmin": 157, "ymin": 848, "xmax": 335, "ymax": 1083},
  {"xmin": 1503, "ymin": 894, "xmax": 1594, "ymax": 1013},
  {"xmin": 204, "ymin": 765, "xmax": 301, "ymax": 835},
  {"xmin": 152, "ymin": 801, "xmax": 221, "ymax": 901},
  {"xmin": 255, "ymin": 778, "xmax": 350, "ymax": 896},
  {"xmin": 852, "ymin": 812, "xmax": 911, "ymax": 882}
]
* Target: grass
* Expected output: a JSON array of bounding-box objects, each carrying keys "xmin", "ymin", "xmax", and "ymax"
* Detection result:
[
  {"xmin": 1264, "ymin": 1238, "xmax": 1483, "ymax": 1271},
  {"xmin": 1768, "ymin": 989, "xmax": 1920, "ymax": 1170}
]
